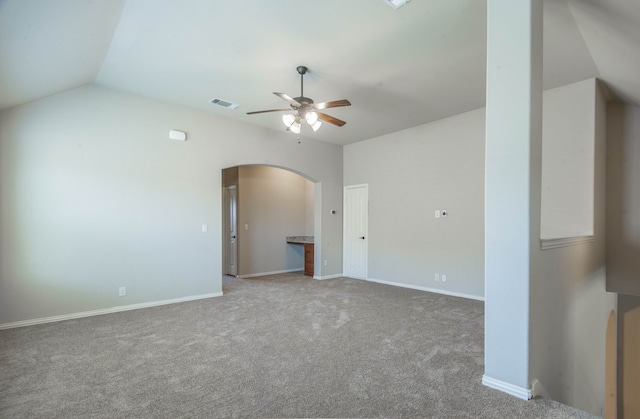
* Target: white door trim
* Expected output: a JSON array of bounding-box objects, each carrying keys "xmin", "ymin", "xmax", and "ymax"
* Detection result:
[
  {"xmin": 223, "ymin": 185, "xmax": 238, "ymax": 276},
  {"xmin": 343, "ymin": 184, "xmax": 368, "ymax": 279}
]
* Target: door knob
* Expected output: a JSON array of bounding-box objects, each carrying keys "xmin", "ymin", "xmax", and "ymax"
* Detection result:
[
  {"xmin": 359, "ymin": 236, "xmax": 365, "ymax": 239},
  {"xmin": 231, "ymin": 236, "xmax": 236, "ymax": 239}
]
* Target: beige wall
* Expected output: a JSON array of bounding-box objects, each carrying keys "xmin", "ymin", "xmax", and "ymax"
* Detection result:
[
  {"xmin": 222, "ymin": 166, "xmax": 238, "ymax": 187},
  {"xmin": 530, "ymin": 79, "xmax": 616, "ymax": 416},
  {"xmin": 607, "ymin": 102, "xmax": 640, "ymax": 418},
  {"xmin": 344, "ymin": 108, "xmax": 486, "ymax": 298},
  {"xmin": 618, "ymin": 294, "xmax": 640, "ymax": 418},
  {"xmin": 0, "ymin": 85, "xmax": 343, "ymax": 326},
  {"xmin": 541, "ymin": 79, "xmax": 596, "ymax": 239},
  {"xmin": 237, "ymin": 165, "xmax": 313, "ymax": 276},
  {"xmin": 305, "ymin": 179, "xmax": 315, "ymax": 236},
  {"xmin": 607, "ymin": 102, "xmax": 640, "ymax": 296}
]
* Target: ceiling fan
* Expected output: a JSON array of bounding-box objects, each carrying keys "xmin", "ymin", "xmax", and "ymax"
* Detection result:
[{"xmin": 246, "ymin": 66, "xmax": 351, "ymax": 133}]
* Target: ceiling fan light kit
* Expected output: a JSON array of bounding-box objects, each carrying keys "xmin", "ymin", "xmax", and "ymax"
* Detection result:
[
  {"xmin": 247, "ymin": 65, "xmax": 351, "ymax": 134},
  {"xmin": 282, "ymin": 113, "xmax": 295, "ymax": 126},
  {"xmin": 309, "ymin": 120, "xmax": 322, "ymax": 132},
  {"xmin": 305, "ymin": 111, "xmax": 318, "ymax": 125}
]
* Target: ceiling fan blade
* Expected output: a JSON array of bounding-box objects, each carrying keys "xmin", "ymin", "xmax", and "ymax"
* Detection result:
[
  {"xmin": 273, "ymin": 92, "xmax": 302, "ymax": 107},
  {"xmin": 313, "ymin": 99, "xmax": 351, "ymax": 110},
  {"xmin": 317, "ymin": 111, "xmax": 346, "ymax": 127},
  {"xmin": 246, "ymin": 108, "xmax": 291, "ymax": 115}
]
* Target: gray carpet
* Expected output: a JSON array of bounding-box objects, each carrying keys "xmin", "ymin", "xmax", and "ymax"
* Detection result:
[{"xmin": 0, "ymin": 272, "xmax": 597, "ymax": 418}]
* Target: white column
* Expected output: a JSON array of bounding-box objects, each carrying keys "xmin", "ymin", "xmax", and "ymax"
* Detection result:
[{"xmin": 483, "ymin": 0, "xmax": 543, "ymax": 399}]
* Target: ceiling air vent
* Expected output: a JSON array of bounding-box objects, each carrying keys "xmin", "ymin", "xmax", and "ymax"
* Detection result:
[
  {"xmin": 210, "ymin": 97, "xmax": 239, "ymax": 110},
  {"xmin": 383, "ymin": 0, "xmax": 410, "ymax": 9}
]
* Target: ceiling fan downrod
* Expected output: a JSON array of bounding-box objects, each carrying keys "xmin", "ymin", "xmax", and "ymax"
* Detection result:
[{"xmin": 297, "ymin": 65, "xmax": 308, "ymax": 98}]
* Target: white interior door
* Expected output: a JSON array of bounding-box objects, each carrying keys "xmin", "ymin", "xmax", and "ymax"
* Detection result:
[
  {"xmin": 343, "ymin": 184, "xmax": 368, "ymax": 279},
  {"xmin": 223, "ymin": 185, "xmax": 238, "ymax": 276}
]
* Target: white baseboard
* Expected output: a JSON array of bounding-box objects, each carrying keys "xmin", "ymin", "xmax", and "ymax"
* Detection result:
[
  {"xmin": 0, "ymin": 292, "xmax": 223, "ymax": 330},
  {"xmin": 238, "ymin": 268, "xmax": 302, "ymax": 279},
  {"xmin": 365, "ymin": 277, "xmax": 484, "ymax": 301},
  {"xmin": 314, "ymin": 273, "xmax": 343, "ymax": 280},
  {"xmin": 482, "ymin": 375, "xmax": 533, "ymax": 400},
  {"xmin": 540, "ymin": 235, "xmax": 595, "ymax": 250}
]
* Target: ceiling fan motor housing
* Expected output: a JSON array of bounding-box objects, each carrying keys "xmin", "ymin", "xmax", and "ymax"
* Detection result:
[{"xmin": 292, "ymin": 96, "xmax": 315, "ymax": 114}]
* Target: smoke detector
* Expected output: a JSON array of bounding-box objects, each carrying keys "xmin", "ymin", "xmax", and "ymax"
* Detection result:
[{"xmin": 383, "ymin": 0, "xmax": 410, "ymax": 9}]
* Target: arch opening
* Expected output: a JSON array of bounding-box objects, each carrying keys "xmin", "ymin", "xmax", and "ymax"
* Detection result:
[{"xmin": 221, "ymin": 164, "xmax": 320, "ymax": 280}]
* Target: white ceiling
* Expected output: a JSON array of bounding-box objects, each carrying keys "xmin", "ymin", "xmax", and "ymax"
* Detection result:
[{"xmin": 1, "ymin": 0, "xmax": 639, "ymax": 145}]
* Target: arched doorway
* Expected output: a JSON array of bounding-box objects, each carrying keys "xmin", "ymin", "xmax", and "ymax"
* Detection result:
[{"xmin": 222, "ymin": 165, "xmax": 318, "ymax": 278}]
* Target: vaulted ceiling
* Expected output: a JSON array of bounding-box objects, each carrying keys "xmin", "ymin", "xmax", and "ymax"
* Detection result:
[{"xmin": 1, "ymin": 0, "xmax": 639, "ymax": 145}]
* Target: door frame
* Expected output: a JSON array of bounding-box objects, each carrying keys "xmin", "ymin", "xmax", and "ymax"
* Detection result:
[
  {"xmin": 343, "ymin": 183, "xmax": 368, "ymax": 279},
  {"xmin": 223, "ymin": 185, "xmax": 238, "ymax": 276}
]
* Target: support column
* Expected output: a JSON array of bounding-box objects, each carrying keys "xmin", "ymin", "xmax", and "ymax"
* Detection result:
[{"xmin": 483, "ymin": 0, "xmax": 543, "ymax": 399}]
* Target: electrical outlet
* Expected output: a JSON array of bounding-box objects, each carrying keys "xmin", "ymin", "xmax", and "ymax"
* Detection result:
[
  {"xmin": 118, "ymin": 286, "xmax": 126, "ymax": 297},
  {"xmin": 435, "ymin": 274, "xmax": 440, "ymax": 282},
  {"xmin": 324, "ymin": 259, "xmax": 328, "ymax": 266},
  {"xmin": 435, "ymin": 210, "xmax": 440, "ymax": 218},
  {"xmin": 442, "ymin": 274, "xmax": 447, "ymax": 282}
]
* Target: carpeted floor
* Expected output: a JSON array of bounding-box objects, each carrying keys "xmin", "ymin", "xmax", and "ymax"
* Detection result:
[{"xmin": 0, "ymin": 272, "xmax": 597, "ymax": 418}]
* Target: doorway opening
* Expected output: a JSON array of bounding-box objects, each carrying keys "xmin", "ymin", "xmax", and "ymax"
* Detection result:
[{"xmin": 222, "ymin": 165, "xmax": 317, "ymax": 278}]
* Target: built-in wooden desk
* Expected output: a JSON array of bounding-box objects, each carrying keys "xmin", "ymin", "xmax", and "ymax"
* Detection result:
[{"xmin": 286, "ymin": 236, "xmax": 314, "ymax": 277}]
